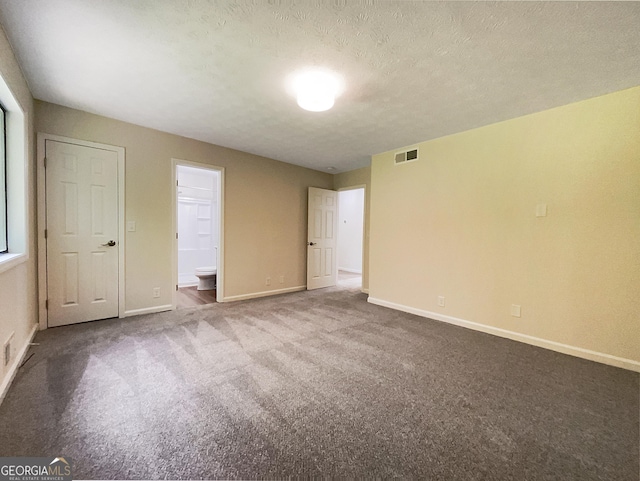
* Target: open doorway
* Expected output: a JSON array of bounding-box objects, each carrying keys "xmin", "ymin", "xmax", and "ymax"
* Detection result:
[
  {"xmin": 337, "ymin": 187, "xmax": 365, "ymax": 290},
  {"xmin": 173, "ymin": 161, "xmax": 223, "ymax": 309}
]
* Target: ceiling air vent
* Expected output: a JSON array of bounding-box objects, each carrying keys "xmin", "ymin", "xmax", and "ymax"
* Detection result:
[{"xmin": 395, "ymin": 148, "xmax": 419, "ymax": 165}]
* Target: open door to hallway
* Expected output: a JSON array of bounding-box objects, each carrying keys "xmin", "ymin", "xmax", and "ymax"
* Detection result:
[{"xmin": 337, "ymin": 187, "xmax": 364, "ymax": 289}]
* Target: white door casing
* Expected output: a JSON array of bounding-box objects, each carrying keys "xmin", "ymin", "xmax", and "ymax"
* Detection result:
[
  {"xmin": 307, "ymin": 187, "xmax": 338, "ymax": 290},
  {"xmin": 45, "ymin": 140, "xmax": 119, "ymax": 326}
]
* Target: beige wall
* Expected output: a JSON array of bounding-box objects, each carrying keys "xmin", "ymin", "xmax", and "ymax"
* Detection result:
[
  {"xmin": 35, "ymin": 101, "xmax": 332, "ymax": 311},
  {"xmin": 334, "ymin": 166, "xmax": 371, "ymax": 292},
  {"xmin": 0, "ymin": 25, "xmax": 37, "ymax": 392},
  {"xmin": 370, "ymin": 86, "xmax": 640, "ymax": 367}
]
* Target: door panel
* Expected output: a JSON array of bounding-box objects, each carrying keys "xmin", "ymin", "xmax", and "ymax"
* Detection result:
[
  {"xmin": 307, "ymin": 187, "xmax": 338, "ymax": 290},
  {"xmin": 46, "ymin": 140, "xmax": 119, "ymax": 326}
]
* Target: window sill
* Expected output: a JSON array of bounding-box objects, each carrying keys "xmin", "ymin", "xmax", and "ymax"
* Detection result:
[{"xmin": 0, "ymin": 252, "xmax": 27, "ymax": 274}]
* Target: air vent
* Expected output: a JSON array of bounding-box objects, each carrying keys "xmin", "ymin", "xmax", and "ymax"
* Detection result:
[{"xmin": 394, "ymin": 148, "xmax": 419, "ymax": 165}]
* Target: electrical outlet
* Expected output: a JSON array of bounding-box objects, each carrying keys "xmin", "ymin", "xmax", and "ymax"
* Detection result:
[
  {"xmin": 510, "ymin": 304, "xmax": 522, "ymax": 318},
  {"xmin": 266, "ymin": 277, "xmax": 271, "ymax": 286},
  {"xmin": 4, "ymin": 332, "xmax": 14, "ymax": 367},
  {"xmin": 279, "ymin": 275, "xmax": 284, "ymax": 284},
  {"xmin": 536, "ymin": 204, "xmax": 547, "ymax": 217},
  {"xmin": 438, "ymin": 296, "xmax": 445, "ymax": 307},
  {"xmin": 153, "ymin": 287, "xmax": 161, "ymax": 298}
]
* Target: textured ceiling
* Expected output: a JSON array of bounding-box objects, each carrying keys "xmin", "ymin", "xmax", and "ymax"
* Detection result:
[{"xmin": 1, "ymin": 1, "xmax": 640, "ymax": 172}]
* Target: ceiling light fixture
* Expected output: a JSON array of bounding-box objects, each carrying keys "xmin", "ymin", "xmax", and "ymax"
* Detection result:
[{"xmin": 291, "ymin": 68, "xmax": 343, "ymax": 112}]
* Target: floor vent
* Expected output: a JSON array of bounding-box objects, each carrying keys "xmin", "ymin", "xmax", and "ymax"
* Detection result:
[{"xmin": 395, "ymin": 148, "xmax": 419, "ymax": 165}]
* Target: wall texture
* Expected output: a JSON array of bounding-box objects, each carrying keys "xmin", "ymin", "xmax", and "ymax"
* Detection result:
[
  {"xmin": 334, "ymin": 166, "xmax": 371, "ymax": 292},
  {"xmin": 0, "ymin": 25, "xmax": 37, "ymax": 394},
  {"xmin": 35, "ymin": 101, "xmax": 333, "ymax": 310},
  {"xmin": 370, "ymin": 86, "xmax": 640, "ymax": 368}
]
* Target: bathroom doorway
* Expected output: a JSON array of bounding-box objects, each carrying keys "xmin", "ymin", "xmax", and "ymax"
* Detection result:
[
  {"xmin": 337, "ymin": 187, "xmax": 365, "ymax": 290},
  {"xmin": 172, "ymin": 160, "xmax": 224, "ymax": 309}
]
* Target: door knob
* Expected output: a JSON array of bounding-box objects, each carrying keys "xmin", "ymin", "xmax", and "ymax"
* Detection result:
[
  {"xmin": 101, "ymin": 240, "xmax": 116, "ymax": 247},
  {"xmin": 308, "ymin": 242, "xmax": 316, "ymax": 246}
]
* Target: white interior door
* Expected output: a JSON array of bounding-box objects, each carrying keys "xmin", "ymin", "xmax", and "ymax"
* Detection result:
[
  {"xmin": 307, "ymin": 187, "xmax": 338, "ymax": 290},
  {"xmin": 45, "ymin": 140, "xmax": 119, "ymax": 327}
]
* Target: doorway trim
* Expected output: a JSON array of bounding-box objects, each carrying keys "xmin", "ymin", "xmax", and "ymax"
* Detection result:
[
  {"xmin": 171, "ymin": 159, "xmax": 225, "ymax": 308},
  {"xmin": 37, "ymin": 133, "xmax": 126, "ymax": 330},
  {"xmin": 337, "ymin": 184, "xmax": 367, "ymax": 294}
]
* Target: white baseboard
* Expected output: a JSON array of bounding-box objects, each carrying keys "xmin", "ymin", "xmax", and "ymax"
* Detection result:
[
  {"xmin": 338, "ymin": 267, "xmax": 362, "ymax": 274},
  {"xmin": 222, "ymin": 286, "xmax": 306, "ymax": 302},
  {"xmin": 0, "ymin": 323, "xmax": 38, "ymax": 405},
  {"xmin": 124, "ymin": 304, "xmax": 173, "ymax": 317},
  {"xmin": 368, "ymin": 297, "xmax": 640, "ymax": 373}
]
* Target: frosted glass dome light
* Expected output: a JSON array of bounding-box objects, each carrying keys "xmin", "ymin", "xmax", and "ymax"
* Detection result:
[{"xmin": 292, "ymin": 69, "xmax": 342, "ymax": 112}]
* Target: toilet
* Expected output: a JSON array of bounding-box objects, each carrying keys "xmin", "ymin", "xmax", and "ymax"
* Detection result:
[{"xmin": 194, "ymin": 266, "xmax": 217, "ymax": 291}]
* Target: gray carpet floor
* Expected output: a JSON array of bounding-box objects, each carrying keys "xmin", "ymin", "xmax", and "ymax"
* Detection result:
[{"xmin": 0, "ymin": 282, "xmax": 638, "ymax": 480}]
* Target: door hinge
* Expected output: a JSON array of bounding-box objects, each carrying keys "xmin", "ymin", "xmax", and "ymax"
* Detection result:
[
  {"xmin": 45, "ymin": 299, "xmax": 48, "ymax": 309},
  {"xmin": 176, "ymin": 233, "xmax": 178, "ymax": 239},
  {"xmin": 44, "ymin": 229, "xmax": 47, "ymax": 239},
  {"xmin": 44, "ymin": 157, "xmax": 47, "ymax": 168},
  {"xmin": 176, "ymin": 285, "xmax": 178, "ymax": 291}
]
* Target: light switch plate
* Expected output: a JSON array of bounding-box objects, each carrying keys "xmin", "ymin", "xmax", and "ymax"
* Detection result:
[
  {"xmin": 127, "ymin": 221, "xmax": 136, "ymax": 232},
  {"xmin": 536, "ymin": 204, "xmax": 547, "ymax": 217}
]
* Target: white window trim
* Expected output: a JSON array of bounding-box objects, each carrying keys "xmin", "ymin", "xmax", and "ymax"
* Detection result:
[
  {"xmin": 0, "ymin": 103, "xmax": 6, "ymax": 254},
  {"xmin": 0, "ymin": 70, "xmax": 29, "ymax": 273},
  {"xmin": 0, "ymin": 252, "xmax": 26, "ymax": 274}
]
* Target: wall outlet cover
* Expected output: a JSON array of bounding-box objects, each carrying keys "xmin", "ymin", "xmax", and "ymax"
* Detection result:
[
  {"xmin": 536, "ymin": 204, "xmax": 547, "ymax": 217},
  {"xmin": 510, "ymin": 304, "xmax": 522, "ymax": 317},
  {"xmin": 4, "ymin": 332, "xmax": 14, "ymax": 367}
]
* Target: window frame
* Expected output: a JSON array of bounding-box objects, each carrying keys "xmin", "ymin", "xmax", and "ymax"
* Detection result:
[
  {"xmin": 0, "ymin": 68, "xmax": 28, "ymax": 274},
  {"xmin": 0, "ymin": 102, "xmax": 7, "ymax": 253}
]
